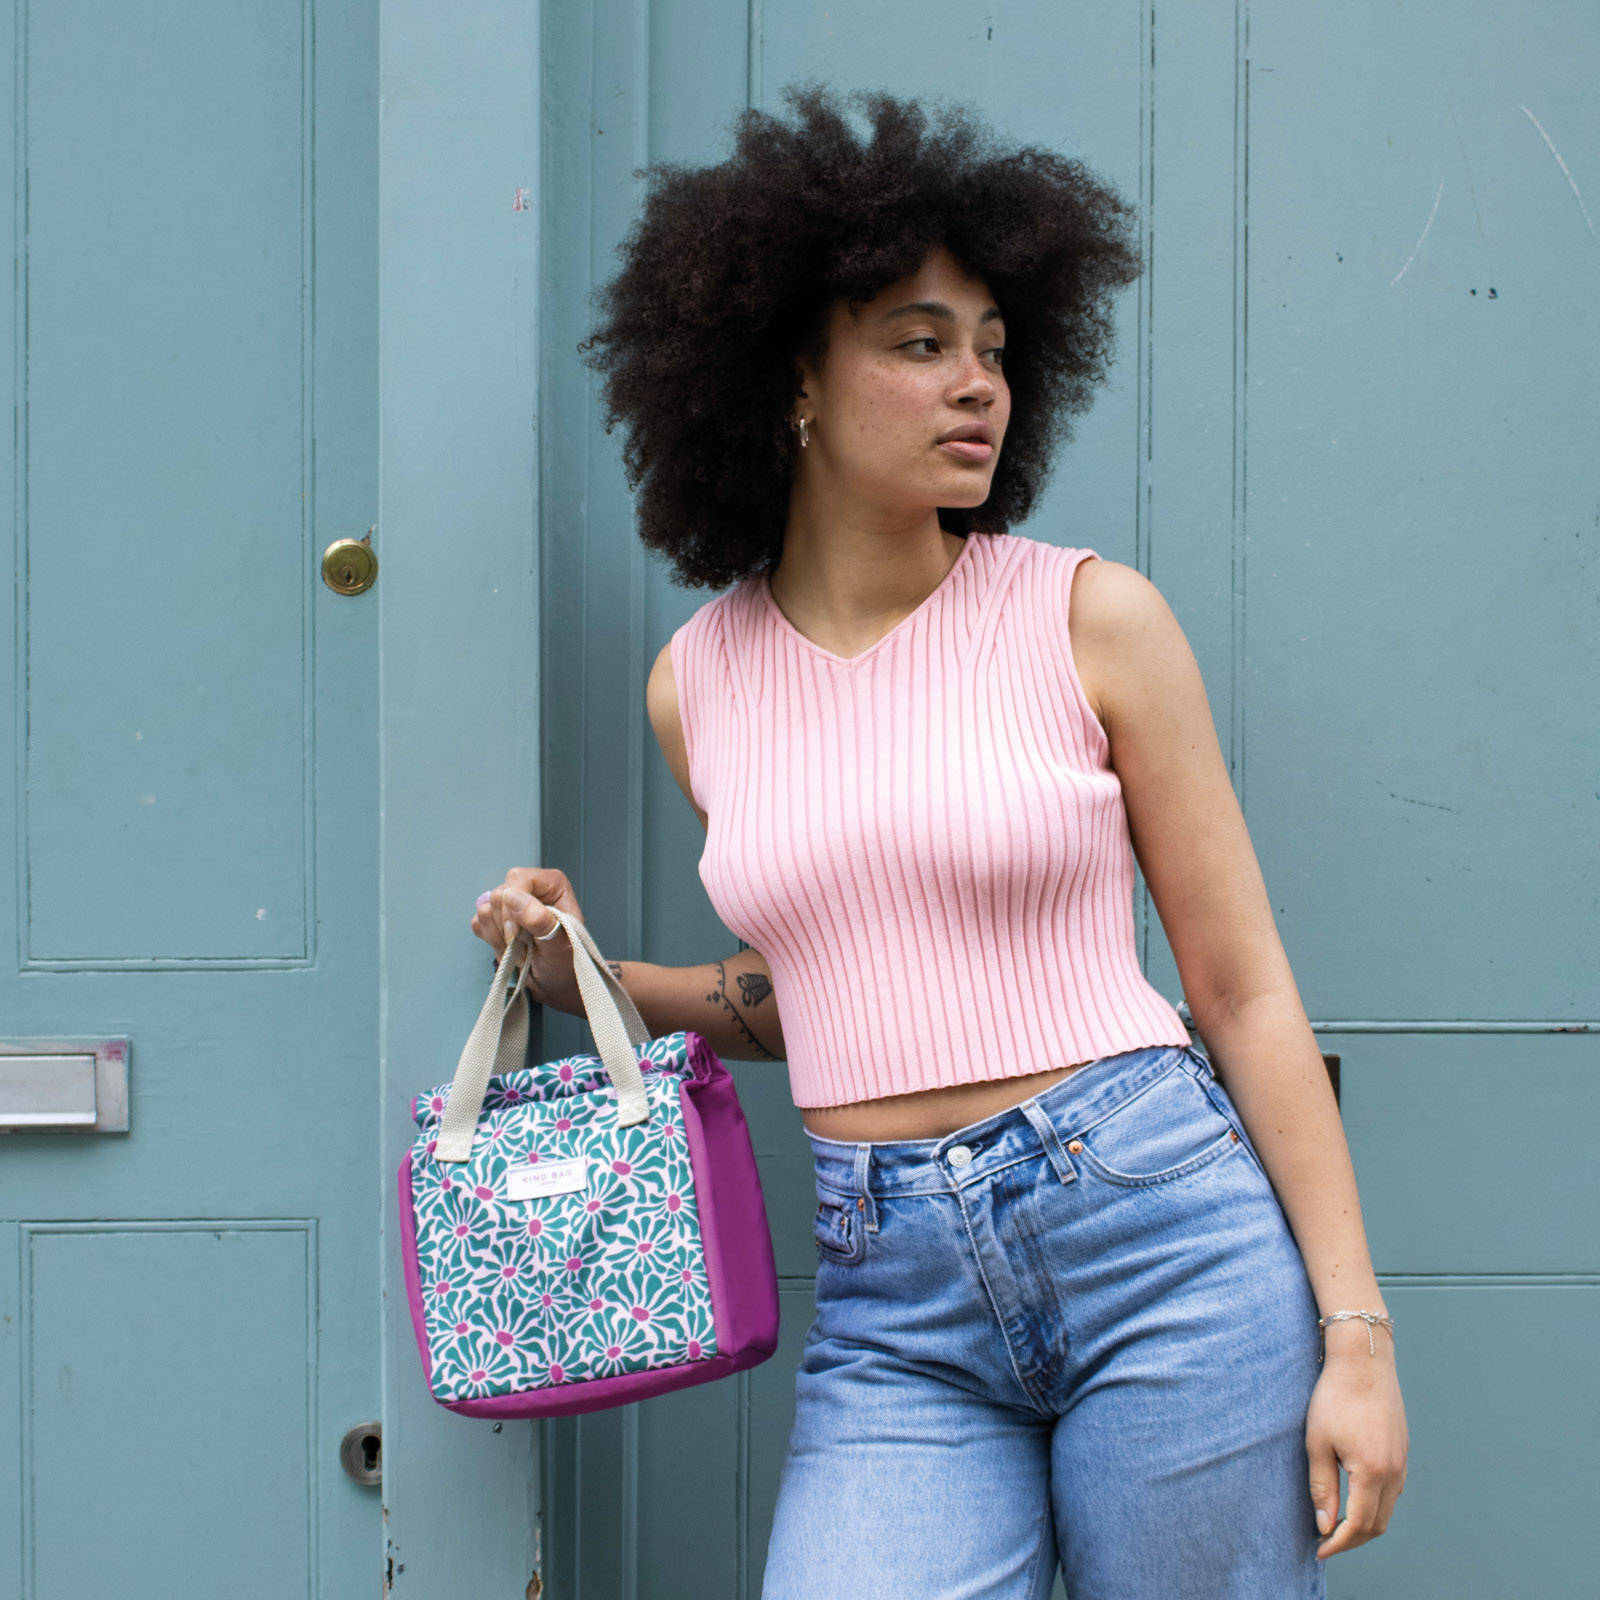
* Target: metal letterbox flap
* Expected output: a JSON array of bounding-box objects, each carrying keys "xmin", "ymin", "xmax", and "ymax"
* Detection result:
[{"xmin": 0, "ymin": 1054, "xmax": 98, "ymax": 1126}]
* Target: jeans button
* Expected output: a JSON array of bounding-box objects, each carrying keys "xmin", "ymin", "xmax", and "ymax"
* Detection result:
[{"xmin": 947, "ymin": 1144, "xmax": 973, "ymax": 1169}]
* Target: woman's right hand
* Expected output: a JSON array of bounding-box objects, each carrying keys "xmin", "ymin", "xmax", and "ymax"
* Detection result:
[{"xmin": 470, "ymin": 866, "xmax": 587, "ymax": 1016}]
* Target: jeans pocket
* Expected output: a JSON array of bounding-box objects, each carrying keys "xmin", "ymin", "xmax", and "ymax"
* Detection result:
[
  {"xmin": 1072, "ymin": 1063, "xmax": 1242, "ymax": 1187},
  {"xmin": 813, "ymin": 1184, "xmax": 867, "ymax": 1265}
]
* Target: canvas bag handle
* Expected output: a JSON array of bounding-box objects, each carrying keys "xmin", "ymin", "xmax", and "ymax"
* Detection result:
[{"xmin": 434, "ymin": 907, "xmax": 652, "ymax": 1163}]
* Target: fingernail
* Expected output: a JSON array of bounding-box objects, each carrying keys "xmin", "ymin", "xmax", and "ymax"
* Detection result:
[
  {"xmin": 504, "ymin": 919, "xmax": 517, "ymax": 945},
  {"xmin": 476, "ymin": 892, "xmax": 491, "ymax": 908},
  {"xmin": 1315, "ymin": 1509, "xmax": 1331, "ymax": 1535}
]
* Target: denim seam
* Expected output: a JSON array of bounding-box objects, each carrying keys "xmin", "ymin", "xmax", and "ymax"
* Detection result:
[
  {"xmin": 815, "ymin": 1149, "xmax": 1048, "ymax": 1200},
  {"xmin": 951, "ymin": 1188, "xmax": 1051, "ymax": 1418},
  {"xmin": 852, "ymin": 1142, "xmax": 881, "ymax": 1232},
  {"xmin": 945, "ymin": 1149, "xmax": 1046, "ymax": 1194},
  {"xmin": 809, "ymin": 1057, "xmax": 1181, "ymax": 1192},
  {"xmin": 1064, "ymin": 1059, "xmax": 1187, "ymax": 1143},
  {"xmin": 1073, "ymin": 1127, "xmax": 1242, "ymax": 1189},
  {"xmin": 814, "ymin": 1241, "xmax": 863, "ymax": 1267},
  {"xmin": 1023, "ymin": 1496, "xmax": 1056, "ymax": 1600},
  {"xmin": 1020, "ymin": 1098, "xmax": 1079, "ymax": 1186},
  {"xmin": 812, "ymin": 1195, "xmax": 867, "ymax": 1266}
]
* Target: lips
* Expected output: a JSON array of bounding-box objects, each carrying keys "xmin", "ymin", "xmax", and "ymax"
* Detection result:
[{"xmin": 937, "ymin": 422, "xmax": 995, "ymax": 463}]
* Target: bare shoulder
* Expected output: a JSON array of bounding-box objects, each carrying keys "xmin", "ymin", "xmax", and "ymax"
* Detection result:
[
  {"xmin": 646, "ymin": 639, "xmax": 681, "ymax": 742},
  {"xmin": 1066, "ymin": 554, "xmax": 1174, "ymax": 639},
  {"xmin": 1066, "ymin": 556, "xmax": 1196, "ymax": 731},
  {"xmin": 646, "ymin": 640, "xmax": 707, "ymax": 829}
]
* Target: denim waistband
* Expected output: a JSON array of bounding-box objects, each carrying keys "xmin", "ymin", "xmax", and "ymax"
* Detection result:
[{"xmin": 807, "ymin": 1044, "xmax": 1209, "ymax": 1202}]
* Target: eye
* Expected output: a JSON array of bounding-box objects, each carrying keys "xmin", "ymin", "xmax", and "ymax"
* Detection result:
[
  {"xmin": 899, "ymin": 336, "xmax": 940, "ymax": 356},
  {"xmin": 984, "ymin": 346, "xmax": 1006, "ymax": 367}
]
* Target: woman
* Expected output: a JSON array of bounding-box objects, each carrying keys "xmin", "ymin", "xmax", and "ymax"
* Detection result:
[{"xmin": 472, "ymin": 89, "xmax": 1406, "ymax": 1598}]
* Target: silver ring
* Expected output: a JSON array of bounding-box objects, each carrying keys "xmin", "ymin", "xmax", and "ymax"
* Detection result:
[{"xmin": 534, "ymin": 908, "xmax": 563, "ymax": 941}]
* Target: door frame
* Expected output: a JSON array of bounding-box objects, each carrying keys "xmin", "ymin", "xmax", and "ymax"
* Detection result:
[{"xmin": 377, "ymin": 0, "xmax": 546, "ymax": 1591}]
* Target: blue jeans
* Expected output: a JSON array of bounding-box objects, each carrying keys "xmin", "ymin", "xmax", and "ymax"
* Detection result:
[{"xmin": 761, "ymin": 1045, "xmax": 1325, "ymax": 1600}]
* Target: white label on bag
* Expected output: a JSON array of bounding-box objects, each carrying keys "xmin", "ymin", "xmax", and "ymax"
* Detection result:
[{"xmin": 505, "ymin": 1156, "xmax": 588, "ymax": 1202}]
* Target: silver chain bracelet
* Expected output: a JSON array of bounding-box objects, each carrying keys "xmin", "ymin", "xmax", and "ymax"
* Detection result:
[{"xmin": 1317, "ymin": 1309, "xmax": 1395, "ymax": 1357}]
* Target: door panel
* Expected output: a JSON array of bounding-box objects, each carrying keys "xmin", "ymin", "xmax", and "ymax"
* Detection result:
[
  {"xmin": 0, "ymin": 2, "xmax": 380, "ymax": 1594},
  {"xmin": 1242, "ymin": 10, "xmax": 1599, "ymax": 1591},
  {"xmin": 1244, "ymin": 0, "xmax": 1599, "ymax": 1024},
  {"xmin": 21, "ymin": 0, "xmax": 312, "ymax": 965},
  {"xmin": 1339, "ymin": 1034, "xmax": 1600, "ymax": 1275},
  {"xmin": 23, "ymin": 1223, "xmax": 316, "ymax": 1600}
]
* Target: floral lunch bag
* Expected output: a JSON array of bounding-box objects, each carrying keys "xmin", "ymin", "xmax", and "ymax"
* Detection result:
[{"xmin": 398, "ymin": 907, "xmax": 780, "ymax": 1418}]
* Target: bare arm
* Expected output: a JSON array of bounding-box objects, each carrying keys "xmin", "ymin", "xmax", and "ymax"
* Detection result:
[
  {"xmin": 636, "ymin": 638, "xmax": 784, "ymax": 1060},
  {"xmin": 1069, "ymin": 555, "xmax": 1407, "ymax": 1559},
  {"xmin": 616, "ymin": 946, "xmax": 783, "ymax": 1063},
  {"xmin": 468, "ymin": 643, "xmax": 784, "ymax": 1063}
]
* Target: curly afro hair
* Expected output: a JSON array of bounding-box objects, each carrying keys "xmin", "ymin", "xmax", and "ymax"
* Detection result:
[{"xmin": 583, "ymin": 87, "xmax": 1143, "ymax": 590}]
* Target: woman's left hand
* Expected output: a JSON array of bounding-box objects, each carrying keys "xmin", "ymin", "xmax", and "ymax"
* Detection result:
[{"xmin": 1304, "ymin": 1323, "xmax": 1409, "ymax": 1559}]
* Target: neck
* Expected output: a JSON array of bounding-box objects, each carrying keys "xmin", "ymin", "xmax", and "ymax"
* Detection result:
[{"xmin": 770, "ymin": 478, "xmax": 965, "ymax": 658}]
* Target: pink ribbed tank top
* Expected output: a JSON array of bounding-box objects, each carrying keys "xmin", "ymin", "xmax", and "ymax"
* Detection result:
[{"xmin": 670, "ymin": 532, "xmax": 1191, "ymax": 1109}]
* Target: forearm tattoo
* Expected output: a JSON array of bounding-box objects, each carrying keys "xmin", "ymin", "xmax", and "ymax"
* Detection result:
[{"xmin": 708, "ymin": 959, "xmax": 780, "ymax": 1060}]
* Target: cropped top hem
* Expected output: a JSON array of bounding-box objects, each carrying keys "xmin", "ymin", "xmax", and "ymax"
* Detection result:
[{"xmin": 784, "ymin": 1019, "xmax": 1196, "ymax": 1111}]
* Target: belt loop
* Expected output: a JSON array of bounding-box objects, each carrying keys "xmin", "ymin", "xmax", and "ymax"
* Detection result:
[
  {"xmin": 1020, "ymin": 1099, "xmax": 1078, "ymax": 1187},
  {"xmin": 853, "ymin": 1143, "xmax": 880, "ymax": 1231}
]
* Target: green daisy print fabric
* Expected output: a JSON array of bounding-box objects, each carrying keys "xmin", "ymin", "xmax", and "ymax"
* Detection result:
[{"xmin": 408, "ymin": 1032, "xmax": 719, "ymax": 1403}]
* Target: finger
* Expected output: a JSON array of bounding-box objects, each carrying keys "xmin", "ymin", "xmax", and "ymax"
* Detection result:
[
  {"xmin": 1368, "ymin": 1474, "xmax": 1404, "ymax": 1539},
  {"xmin": 491, "ymin": 887, "xmax": 520, "ymax": 953},
  {"xmin": 1307, "ymin": 1442, "xmax": 1341, "ymax": 1547},
  {"xmin": 503, "ymin": 887, "xmax": 562, "ymax": 940},
  {"xmin": 511, "ymin": 866, "xmax": 575, "ymax": 912},
  {"xmin": 470, "ymin": 891, "xmax": 500, "ymax": 951},
  {"xmin": 1318, "ymin": 1472, "xmax": 1381, "ymax": 1558},
  {"xmin": 484, "ymin": 889, "xmax": 514, "ymax": 956}
]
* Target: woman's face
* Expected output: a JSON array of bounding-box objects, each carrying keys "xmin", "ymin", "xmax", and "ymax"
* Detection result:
[{"xmin": 795, "ymin": 247, "xmax": 1010, "ymax": 517}]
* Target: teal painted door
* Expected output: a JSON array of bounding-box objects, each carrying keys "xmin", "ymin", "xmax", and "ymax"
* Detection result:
[
  {"xmin": 0, "ymin": 3, "xmax": 381, "ymax": 1595},
  {"xmin": 539, "ymin": 2, "xmax": 1598, "ymax": 1598}
]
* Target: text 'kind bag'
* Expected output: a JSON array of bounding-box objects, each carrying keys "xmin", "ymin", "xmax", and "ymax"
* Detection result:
[{"xmin": 398, "ymin": 908, "xmax": 780, "ymax": 1418}]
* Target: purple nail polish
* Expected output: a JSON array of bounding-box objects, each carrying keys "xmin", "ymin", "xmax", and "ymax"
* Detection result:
[{"xmin": 476, "ymin": 892, "xmax": 492, "ymax": 907}]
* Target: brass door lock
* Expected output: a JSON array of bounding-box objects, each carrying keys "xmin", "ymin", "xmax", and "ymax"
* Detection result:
[{"xmin": 322, "ymin": 530, "xmax": 378, "ymax": 595}]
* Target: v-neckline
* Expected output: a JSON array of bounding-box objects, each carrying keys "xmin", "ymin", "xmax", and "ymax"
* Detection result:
[{"xmin": 757, "ymin": 535, "xmax": 977, "ymax": 668}]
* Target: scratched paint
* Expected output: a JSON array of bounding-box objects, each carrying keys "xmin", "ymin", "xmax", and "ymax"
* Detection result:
[
  {"xmin": 1519, "ymin": 105, "xmax": 1598, "ymax": 243},
  {"xmin": 1390, "ymin": 177, "xmax": 1446, "ymax": 286}
]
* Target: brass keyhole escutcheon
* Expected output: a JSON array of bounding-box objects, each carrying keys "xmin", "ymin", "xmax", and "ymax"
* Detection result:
[{"xmin": 322, "ymin": 532, "xmax": 378, "ymax": 596}]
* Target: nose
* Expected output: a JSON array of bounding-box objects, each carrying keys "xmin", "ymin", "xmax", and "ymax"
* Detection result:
[{"xmin": 950, "ymin": 347, "xmax": 998, "ymax": 406}]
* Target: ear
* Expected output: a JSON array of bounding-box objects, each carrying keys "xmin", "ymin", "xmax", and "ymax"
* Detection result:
[{"xmin": 789, "ymin": 371, "xmax": 812, "ymax": 429}]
